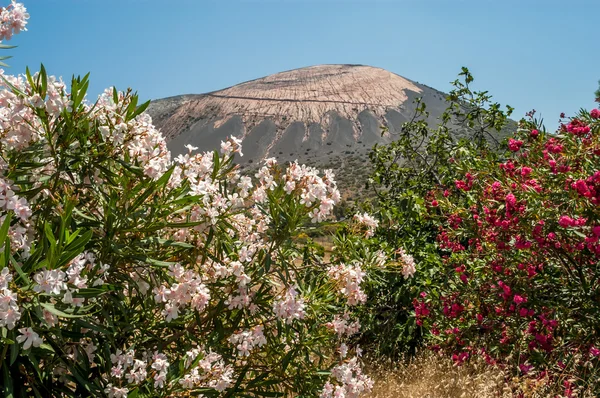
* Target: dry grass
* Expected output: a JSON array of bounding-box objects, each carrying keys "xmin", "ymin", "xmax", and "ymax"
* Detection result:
[
  {"xmin": 365, "ymin": 352, "xmax": 510, "ymax": 398},
  {"xmin": 367, "ymin": 353, "xmax": 513, "ymax": 398},
  {"xmin": 364, "ymin": 351, "xmax": 600, "ymax": 398}
]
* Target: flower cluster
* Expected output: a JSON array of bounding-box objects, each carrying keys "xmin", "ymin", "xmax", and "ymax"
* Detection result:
[
  {"xmin": 0, "ymin": 6, "xmax": 379, "ymax": 395},
  {"xmin": 153, "ymin": 263, "xmax": 211, "ymax": 321},
  {"xmin": 396, "ymin": 247, "xmax": 416, "ymax": 278},
  {"xmin": 0, "ymin": 267, "xmax": 19, "ymax": 329},
  {"xmin": 273, "ymin": 286, "xmax": 306, "ymax": 324},
  {"xmin": 328, "ymin": 262, "xmax": 367, "ymax": 306},
  {"xmin": 422, "ymin": 107, "xmax": 600, "ymax": 391},
  {"xmin": 0, "ymin": 1, "xmax": 28, "ymax": 41},
  {"xmin": 179, "ymin": 348, "xmax": 234, "ymax": 391},
  {"xmin": 227, "ymin": 325, "xmax": 267, "ymax": 357},
  {"xmin": 353, "ymin": 212, "xmax": 379, "ymax": 238},
  {"xmin": 320, "ymin": 357, "xmax": 374, "ymax": 398},
  {"xmin": 33, "ymin": 252, "xmax": 107, "ymax": 309},
  {"xmin": 326, "ymin": 313, "xmax": 361, "ymax": 337}
]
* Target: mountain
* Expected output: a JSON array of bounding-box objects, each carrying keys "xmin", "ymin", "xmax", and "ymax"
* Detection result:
[{"xmin": 147, "ymin": 64, "xmax": 500, "ymax": 200}]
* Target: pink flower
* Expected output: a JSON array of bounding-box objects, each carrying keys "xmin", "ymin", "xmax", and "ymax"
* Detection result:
[
  {"xmin": 519, "ymin": 307, "xmax": 529, "ymax": 317},
  {"xmin": 519, "ymin": 363, "xmax": 533, "ymax": 374},
  {"xmin": 16, "ymin": 327, "xmax": 42, "ymax": 350},
  {"xmin": 455, "ymin": 180, "xmax": 469, "ymax": 191},
  {"xmin": 566, "ymin": 119, "xmax": 591, "ymax": 136},
  {"xmin": 559, "ymin": 215, "xmax": 574, "ymax": 228},
  {"xmin": 505, "ymin": 193, "xmax": 517, "ymax": 209},
  {"xmin": 591, "ymin": 109, "xmax": 600, "ymax": 119},
  {"xmin": 508, "ymin": 139, "xmax": 523, "ymax": 152},
  {"xmin": 520, "ymin": 167, "xmax": 533, "ymax": 177},
  {"xmin": 531, "ymin": 129, "xmax": 539, "ymax": 137},
  {"xmin": 513, "ymin": 295, "xmax": 526, "ymax": 305},
  {"xmin": 590, "ymin": 346, "xmax": 600, "ymax": 357}
]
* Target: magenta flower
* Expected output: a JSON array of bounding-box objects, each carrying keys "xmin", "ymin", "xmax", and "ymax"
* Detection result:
[{"xmin": 508, "ymin": 139, "xmax": 523, "ymax": 152}]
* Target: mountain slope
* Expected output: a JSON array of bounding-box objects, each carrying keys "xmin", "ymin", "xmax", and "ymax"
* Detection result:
[{"xmin": 147, "ymin": 64, "xmax": 508, "ymax": 200}]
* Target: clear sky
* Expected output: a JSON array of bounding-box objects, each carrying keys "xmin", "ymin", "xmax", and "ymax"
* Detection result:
[{"xmin": 6, "ymin": 0, "xmax": 600, "ymax": 130}]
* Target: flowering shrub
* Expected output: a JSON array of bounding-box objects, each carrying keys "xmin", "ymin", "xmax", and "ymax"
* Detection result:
[
  {"xmin": 361, "ymin": 68, "xmax": 514, "ymax": 358},
  {"xmin": 419, "ymin": 108, "xmax": 600, "ymax": 392},
  {"xmin": 0, "ymin": 6, "xmax": 386, "ymax": 395}
]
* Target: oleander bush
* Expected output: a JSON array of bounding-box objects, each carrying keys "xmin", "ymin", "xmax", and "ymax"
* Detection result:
[
  {"xmin": 369, "ymin": 66, "xmax": 600, "ymax": 394},
  {"xmin": 418, "ymin": 105, "xmax": 600, "ymax": 395},
  {"xmin": 361, "ymin": 68, "xmax": 514, "ymax": 358},
  {"xmin": 0, "ymin": 4, "xmax": 391, "ymax": 396}
]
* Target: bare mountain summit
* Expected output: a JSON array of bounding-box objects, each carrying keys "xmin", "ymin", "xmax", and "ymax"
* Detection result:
[{"xmin": 147, "ymin": 64, "xmax": 458, "ymax": 198}]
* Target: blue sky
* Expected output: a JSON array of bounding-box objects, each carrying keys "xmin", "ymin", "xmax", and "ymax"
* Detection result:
[{"xmin": 7, "ymin": 0, "xmax": 600, "ymax": 129}]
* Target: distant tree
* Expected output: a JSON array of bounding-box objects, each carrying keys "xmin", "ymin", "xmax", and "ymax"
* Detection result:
[{"xmin": 595, "ymin": 79, "xmax": 600, "ymax": 102}]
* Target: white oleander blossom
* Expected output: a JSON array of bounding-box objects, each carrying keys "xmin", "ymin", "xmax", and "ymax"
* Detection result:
[
  {"xmin": 325, "ymin": 314, "xmax": 361, "ymax": 337},
  {"xmin": 320, "ymin": 357, "xmax": 374, "ymax": 398},
  {"xmin": 328, "ymin": 262, "xmax": 367, "ymax": 306},
  {"xmin": 0, "ymin": 1, "xmax": 29, "ymax": 41},
  {"xmin": 228, "ymin": 325, "xmax": 267, "ymax": 357},
  {"xmin": 153, "ymin": 263, "xmax": 211, "ymax": 321},
  {"xmin": 253, "ymin": 159, "xmax": 341, "ymax": 223},
  {"xmin": 33, "ymin": 269, "xmax": 67, "ymax": 295},
  {"xmin": 0, "ymin": 267, "xmax": 20, "ymax": 329},
  {"xmin": 273, "ymin": 286, "xmax": 306, "ymax": 324},
  {"xmin": 353, "ymin": 212, "xmax": 378, "ymax": 238},
  {"xmin": 179, "ymin": 349, "xmax": 234, "ymax": 391},
  {"xmin": 16, "ymin": 326, "xmax": 42, "ymax": 349},
  {"xmin": 104, "ymin": 384, "xmax": 128, "ymax": 398},
  {"xmin": 396, "ymin": 248, "xmax": 416, "ymax": 278},
  {"xmin": 151, "ymin": 352, "xmax": 170, "ymax": 388}
]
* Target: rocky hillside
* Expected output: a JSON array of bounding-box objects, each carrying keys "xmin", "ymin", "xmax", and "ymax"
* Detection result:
[{"xmin": 148, "ymin": 64, "xmax": 507, "ymax": 200}]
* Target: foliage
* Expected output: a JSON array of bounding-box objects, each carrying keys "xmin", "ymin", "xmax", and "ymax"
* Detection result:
[
  {"xmin": 362, "ymin": 68, "xmax": 514, "ymax": 357},
  {"xmin": 0, "ymin": 10, "xmax": 388, "ymax": 393},
  {"xmin": 418, "ymin": 105, "xmax": 600, "ymax": 394}
]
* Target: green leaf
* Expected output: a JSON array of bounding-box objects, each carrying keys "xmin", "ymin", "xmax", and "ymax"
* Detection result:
[
  {"xmin": 38, "ymin": 344, "xmax": 55, "ymax": 353},
  {"xmin": 0, "ymin": 212, "xmax": 12, "ymax": 246},
  {"xmin": 40, "ymin": 64, "xmax": 48, "ymax": 99},
  {"xmin": 9, "ymin": 338, "xmax": 18, "ymax": 365},
  {"xmin": 40, "ymin": 302, "xmax": 87, "ymax": 319},
  {"xmin": 127, "ymin": 388, "xmax": 139, "ymax": 398},
  {"xmin": 44, "ymin": 222, "xmax": 57, "ymax": 248},
  {"xmin": 144, "ymin": 258, "xmax": 174, "ymax": 267},
  {"xmin": 2, "ymin": 361, "xmax": 13, "ymax": 398},
  {"xmin": 9, "ymin": 255, "xmax": 30, "ymax": 285},
  {"xmin": 128, "ymin": 100, "xmax": 150, "ymax": 121},
  {"xmin": 62, "ymin": 229, "xmax": 92, "ymax": 253}
]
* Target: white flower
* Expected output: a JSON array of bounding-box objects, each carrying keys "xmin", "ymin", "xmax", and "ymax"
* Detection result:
[
  {"xmin": 104, "ymin": 384, "xmax": 128, "ymax": 398},
  {"xmin": 0, "ymin": 305, "xmax": 21, "ymax": 329},
  {"xmin": 42, "ymin": 309, "xmax": 57, "ymax": 327},
  {"xmin": 0, "ymin": 267, "xmax": 12, "ymax": 290},
  {"xmin": 397, "ymin": 248, "xmax": 416, "ymax": 279},
  {"xmin": 273, "ymin": 286, "xmax": 306, "ymax": 324},
  {"xmin": 33, "ymin": 269, "xmax": 67, "ymax": 295},
  {"xmin": 353, "ymin": 212, "xmax": 378, "ymax": 238},
  {"xmin": 339, "ymin": 343, "xmax": 348, "ymax": 359},
  {"xmin": 16, "ymin": 327, "xmax": 42, "ymax": 349},
  {"xmin": 184, "ymin": 144, "xmax": 198, "ymax": 153}
]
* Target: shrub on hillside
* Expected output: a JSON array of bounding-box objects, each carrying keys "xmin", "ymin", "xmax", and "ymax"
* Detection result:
[
  {"xmin": 362, "ymin": 68, "xmax": 514, "ymax": 358},
  {"xmin": 417, "ymin": 106, "xmax": 600, "ymax": 394},
  {"xmin": 0, "ymin": 5, "xmax": 385, "ymax": 396}
]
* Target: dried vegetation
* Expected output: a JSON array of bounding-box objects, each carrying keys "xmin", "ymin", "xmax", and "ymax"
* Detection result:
[{"xmin": 364, "ymin": 351, "xmax": 597, "ymax": 398}]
